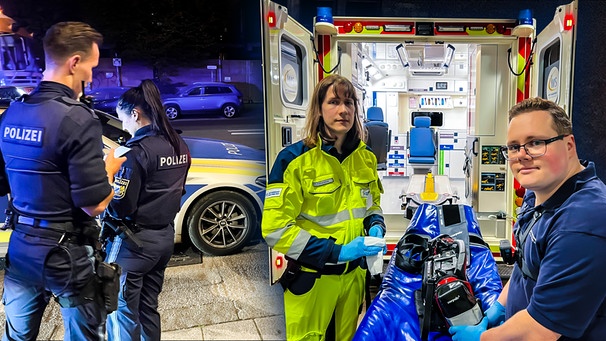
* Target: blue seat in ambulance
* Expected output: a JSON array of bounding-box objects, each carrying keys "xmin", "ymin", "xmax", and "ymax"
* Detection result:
[
  {"xmin": 365, "ymin": 106, "xmax": 390, "ymax": 170},
  {"xmin": 408, "ymin": 116, "xmax": 436, "ymax": 172},
  {"xmin": 353, "ymin": 203, "xmax": 503, "ymax": 341}
]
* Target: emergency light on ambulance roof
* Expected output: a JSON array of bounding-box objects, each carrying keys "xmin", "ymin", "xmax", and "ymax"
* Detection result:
[
  {"xmin": 517, "ymin": 9, "xmax": 533, "ymax": 26},
  {"xmin": 315, "ymin": 7, "xmax": 338, "ymax": 35},
  {"xmin": 316, "ymin": 7, "xmax": 333, "ymax": 23}
]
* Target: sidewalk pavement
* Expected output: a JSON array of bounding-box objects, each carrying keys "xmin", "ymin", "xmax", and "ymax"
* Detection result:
[{"xmin": 0, "ymin": 242, "xmax": 287, "ymax": 340}]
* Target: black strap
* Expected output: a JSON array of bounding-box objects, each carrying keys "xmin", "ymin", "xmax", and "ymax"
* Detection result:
[
  {"xmin": 394, "ymin": 233, "xmax": 429, "ymax": 273},
  {"xmin": 421, "ymin": 265, "xmax": 435, "ymax": 340},
  {"xmin": 515, "ymin": 210, "xmax": 542, "ymax": 281}
]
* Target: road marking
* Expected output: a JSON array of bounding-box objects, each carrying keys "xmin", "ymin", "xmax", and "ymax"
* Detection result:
[{"xmin": 228, "ymin": 129, "xmax": 264, "ymax": 135}]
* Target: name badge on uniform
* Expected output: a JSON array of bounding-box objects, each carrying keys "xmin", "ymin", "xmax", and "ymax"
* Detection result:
[{"xmin": 266, "ymin": 188, "xmax": 282, "ymax": 198}]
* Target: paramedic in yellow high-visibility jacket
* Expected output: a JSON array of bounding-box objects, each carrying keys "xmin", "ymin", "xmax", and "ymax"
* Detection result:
[{"xmin": 262, "ymin": 75, "xmax": 386, "ymax": 341}]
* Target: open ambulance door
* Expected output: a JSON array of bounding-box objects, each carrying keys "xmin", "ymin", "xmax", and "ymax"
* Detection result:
[
  {"xmin": 260, "ymin": 0, "xmax": 315, "ymax": 284},
  {"xmin": 531, "ymin": 1, "xmax": 577, "ymax": 115}
]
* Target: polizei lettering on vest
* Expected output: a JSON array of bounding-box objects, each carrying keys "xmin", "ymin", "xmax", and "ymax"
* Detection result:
[
  {"xmin": 159, "ymin": 154, "xmax": 189, "ymax": 168},
  {"xmin": 3, "ymin": 125, "xmax": 44, "ymax": 146}
]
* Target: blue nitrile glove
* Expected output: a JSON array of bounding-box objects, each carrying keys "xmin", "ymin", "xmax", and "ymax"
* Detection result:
[
  {"xmin": 338, "ymin": 236, "xmax": 384, "ymax": 263},
  {"xmin": 369, "ymin": 225, "xmax": 387, "ymax": 254},
  {"xmin": 449, "ymin": 317, "xmax": 488, "ymax": 341},
  {"xmin": 485, "ymin": 301, "xmax": 506, "ymax": 328}
]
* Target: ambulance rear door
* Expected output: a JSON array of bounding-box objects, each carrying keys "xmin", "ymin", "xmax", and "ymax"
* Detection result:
[
  {"xmin": 260, "ymin": 0, "xmax": 315, "ymax": 284},
  {"xmin": 531, "ymin": 1, "xmax": 577, "ymax": 115}
]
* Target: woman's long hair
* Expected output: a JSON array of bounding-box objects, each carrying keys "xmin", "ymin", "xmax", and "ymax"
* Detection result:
[
  {"xmin": 302, "ymin": 74, "xmax": 365, "ymax": 148},
  {"xmin": 117, "ymin": 79, "xmax": 182, "ymax": 154}
]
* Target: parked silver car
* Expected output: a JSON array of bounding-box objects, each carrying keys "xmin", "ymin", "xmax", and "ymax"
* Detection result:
[{"xmin": 162, "ymin": 82, "xmax": 243, "ymax": 119}]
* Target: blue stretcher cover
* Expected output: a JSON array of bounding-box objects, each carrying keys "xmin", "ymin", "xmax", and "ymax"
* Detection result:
[{"xmin": 354, "ymin": 203, "xmax": 503, "ymax": 341}]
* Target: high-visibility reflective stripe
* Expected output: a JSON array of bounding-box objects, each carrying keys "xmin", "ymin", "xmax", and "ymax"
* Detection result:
[
  {"xmin": 299, "ymin": 207, "xmax": 368, "ymax": 227},
  {"xmin": 365, "ymin": 208, "xmax": 383, "ymax": 217},
  {"xmin": 264, "ymin": 223, "xmax": 312, "ymax": 260}
]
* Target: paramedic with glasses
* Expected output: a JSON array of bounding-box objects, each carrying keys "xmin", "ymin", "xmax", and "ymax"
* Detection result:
[{"xmin": 449, "ymin": 97, "xmax": 606, "ymax": 341}]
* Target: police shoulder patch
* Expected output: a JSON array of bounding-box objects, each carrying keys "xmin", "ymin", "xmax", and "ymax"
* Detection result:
[{"xmin": 113, "ymin": 177, "xmax": 130, "ymax": 200}]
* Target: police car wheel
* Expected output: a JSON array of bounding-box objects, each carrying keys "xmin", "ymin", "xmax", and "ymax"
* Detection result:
[
  {"xmin": 222, "ymin": 104, "xmax": 237, "ymax": 118},
  {"xmin": 187, "ymin": 190, "xmax": 258, "ymax": 256},
  {"xmin": 165, "ymin": 105, "xmax": 180, "ymax": 120}
]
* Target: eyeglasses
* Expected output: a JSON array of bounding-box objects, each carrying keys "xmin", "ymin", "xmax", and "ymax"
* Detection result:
[{"xmin": 501, "ymin": 134, "xmax": 568, "ymax": 161}]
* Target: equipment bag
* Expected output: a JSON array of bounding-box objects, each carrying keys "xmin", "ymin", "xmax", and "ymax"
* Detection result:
[{"xmin": 398, "ymin": 234, "xmax": 483, "ymax": 339}]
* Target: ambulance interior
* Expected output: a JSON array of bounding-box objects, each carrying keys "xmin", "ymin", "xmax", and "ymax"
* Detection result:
[{"xmin": 334, "ymin": 40, "xmax": 515, "ymax": 252}]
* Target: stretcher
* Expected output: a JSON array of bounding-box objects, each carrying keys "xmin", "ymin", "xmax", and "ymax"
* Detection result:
[
  {"xmin": 400, "ymin": 172, "xmax": 459, "ymax": 219},
  {"xmin": 354, "ymin": 203, "xmax": 503, "ymax": 341}
]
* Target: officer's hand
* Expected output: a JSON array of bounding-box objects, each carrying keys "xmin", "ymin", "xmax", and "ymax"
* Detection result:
[
  {"xmin": 484, "ymin": 301, "xmax": 506, "ymax": 328},
  {"xmin": 105, "ymin": 147, "xmax": 127, "ymax": 178},
  {"xmin": 449, "ymin": 317, "xmax": 488, "ymax": 341},
  {"xmin": 368, "ymin": 225, "xmax": 387, "ymax": 254},
  {"xmin": 338, "ymin": 236, "xmax": 384, "ymax": 263}
]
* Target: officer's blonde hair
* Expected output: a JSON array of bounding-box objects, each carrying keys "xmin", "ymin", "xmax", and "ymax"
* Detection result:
[{"xmin": 303, "ymin": 75, "xmax": 365, "ymax": 148}]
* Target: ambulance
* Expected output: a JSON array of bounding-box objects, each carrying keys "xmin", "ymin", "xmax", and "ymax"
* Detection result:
[{"xmin": 260, "ymin": 0, "xmax": 577, "ymax": 283}]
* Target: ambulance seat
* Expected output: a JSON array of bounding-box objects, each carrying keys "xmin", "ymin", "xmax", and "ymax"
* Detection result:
[
  {"xmin": 408, "ymin": 116, "xmax": 437, "ymax": 172},
  {"xmin": 365, "ymin": 107, "xmax": 390, "ymax": 170}
]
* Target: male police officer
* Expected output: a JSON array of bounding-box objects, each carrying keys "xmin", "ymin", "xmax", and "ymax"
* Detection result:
[{"xmin": 0, "ymin": 22, "xmax": 125, "ymax": 340}]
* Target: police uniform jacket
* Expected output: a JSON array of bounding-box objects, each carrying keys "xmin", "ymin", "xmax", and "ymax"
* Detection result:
[
  {"xmin": 0, "ymin": 81, "xmax": 111, "ymax": 223},
  {"xmin": 262, "ymin": 136, "xmax": 385, "ymax": 270},
  {"xmin": 106, "ymin": 125, "xmax": 190, "ymax": 227}
]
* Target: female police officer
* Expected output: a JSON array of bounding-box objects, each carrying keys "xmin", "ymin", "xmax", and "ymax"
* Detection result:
[
  {"xmin": 103, "ymin": 79, "xmax": 190, "ymax": 341},
  {"xmin": 262, "ymin": 75, "xmax": 386, "ymax": 340}
]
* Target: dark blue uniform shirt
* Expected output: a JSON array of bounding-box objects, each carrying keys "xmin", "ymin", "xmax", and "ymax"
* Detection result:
[
  {"xmin": 0, "ymin": 81, "xmax": 111, "ymax": 222},
  {"xmin": 507, "ymin": 161, "xmax": 606, "ymax": 340},
  {"xmin": 106, "ymin": 125, "xmax": 190, "ymax": 226}
]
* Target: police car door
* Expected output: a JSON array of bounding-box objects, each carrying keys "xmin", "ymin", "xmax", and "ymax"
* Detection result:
[
  {"xmin": 531, "ymin": 1, "xmax": 577, "ymax": 116},
  {"xmin": 261, "ymin": 0, "xmax": 315, "ymax": 284}
]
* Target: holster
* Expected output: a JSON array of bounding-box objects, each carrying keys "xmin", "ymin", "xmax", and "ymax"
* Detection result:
[{"xmin": 96, "ymin": 261, "xmax": 122, "ymax": 313}]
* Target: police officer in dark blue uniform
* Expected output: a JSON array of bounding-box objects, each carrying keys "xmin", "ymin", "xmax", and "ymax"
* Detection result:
[
  {"xmin": 103, "ymin": 79, "xmax": 190, "ymax": 341},
  {"xmin": 0, "ymin": 22, "xmax": 126, "ymax": 340}
]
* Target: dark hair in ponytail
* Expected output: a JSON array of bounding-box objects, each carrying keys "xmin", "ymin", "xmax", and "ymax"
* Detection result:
[{"xmin": 117, "ymin": 79, "xmax": 182, "ymax": 154}]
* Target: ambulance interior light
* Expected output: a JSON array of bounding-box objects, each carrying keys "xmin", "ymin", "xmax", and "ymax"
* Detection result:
[
  {"xmin": 384, "ymin": 25, "xmax": 412, "ymax": 32},
  {"xmin": 396, "ymin": 43, "xmax": 410, "ymax": 68},
  {"xmin": 443, "ymin": 44, "xmax": 455, "ymax": 68}
]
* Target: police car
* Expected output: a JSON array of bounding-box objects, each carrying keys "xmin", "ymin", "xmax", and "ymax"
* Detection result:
[
  {"xmin": 101, "ymin": 111, "xmax": 266, "ymax": 256},
  {"xmin": 0, "ymin": 106, "xmax": 266, "ymax": 257}
]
